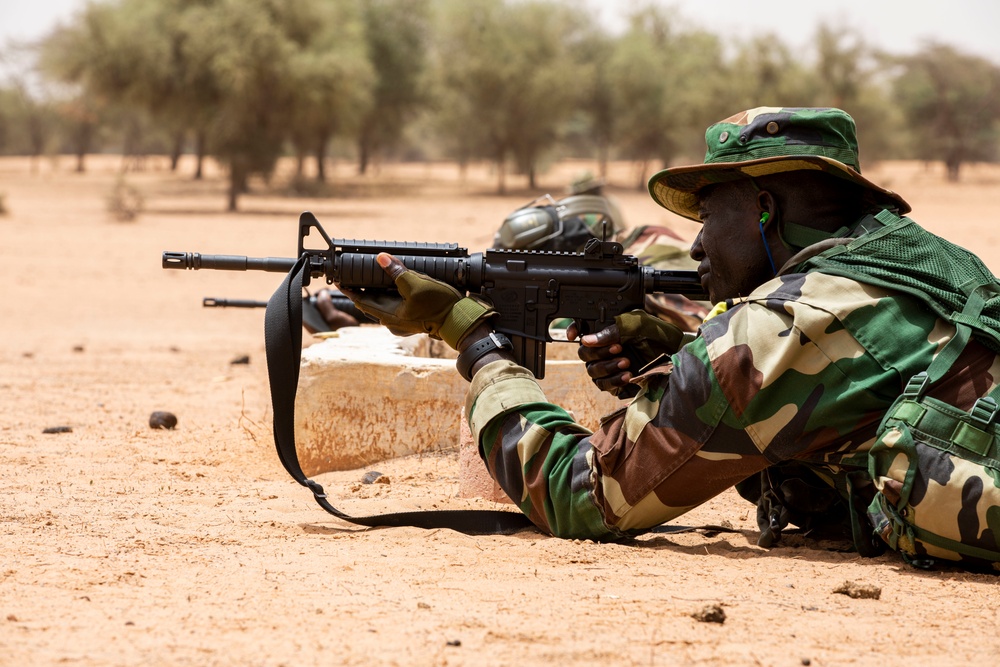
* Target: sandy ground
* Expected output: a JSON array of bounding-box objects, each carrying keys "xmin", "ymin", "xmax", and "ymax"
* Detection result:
[{"xmin": 2, "ymin": 154, "xmax": 1000, "ymax": 667}]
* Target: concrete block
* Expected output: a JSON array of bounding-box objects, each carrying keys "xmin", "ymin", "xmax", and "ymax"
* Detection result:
[
  {"xmin": 293, "ymin": 326, "xmax": 623, "ymax": 495},
  {"xmin": 458, "ymin": 412, "xmax": 511, "ymax": 503},
  {"xmin": 294, "ymin": 327, "xmax": 462, "ymax": 476}
]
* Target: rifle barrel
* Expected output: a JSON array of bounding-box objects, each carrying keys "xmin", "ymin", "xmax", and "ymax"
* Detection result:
[
  {"xmin": 162, "ymin": 252, "xmax": 297, "ymax": 273},
  {"xmin": 649, "ymin": 268, "xmax": 709, "ymax": 301},
  {"xmin": 203, "ymin": 297, "xmax": 269, "ymax": 308}
]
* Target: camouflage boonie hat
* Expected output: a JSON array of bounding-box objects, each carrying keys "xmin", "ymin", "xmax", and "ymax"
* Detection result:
[{"xmin": 648, "ymin": 107, "xmax": 911, "ymax": 222}]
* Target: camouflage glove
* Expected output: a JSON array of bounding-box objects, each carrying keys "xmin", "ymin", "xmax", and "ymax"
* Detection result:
[
  {"xmin": 615, "ymin": 310, "xmax": 686, "ymax": 367},
  {"xmin": 344, "ymin": 253, "xmax": 495, "ymax": 349}
]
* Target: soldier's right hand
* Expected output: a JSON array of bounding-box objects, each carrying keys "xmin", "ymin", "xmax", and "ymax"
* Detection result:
[
  {"xmin": 311, "ymin": 290, "xmax": 360, "ymax": 332},
  {"xmin": 567, "ymin": 322, "xmax": 635, "ymax": 397},
  {"xmin": 568, "ymin": 310, "xmax": 685, "ymax": 397}
]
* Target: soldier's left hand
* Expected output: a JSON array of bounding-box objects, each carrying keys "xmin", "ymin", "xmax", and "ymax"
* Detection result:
[{"xmin": 339, "ymin": 253, "xmax": 494, "ymax": 349}]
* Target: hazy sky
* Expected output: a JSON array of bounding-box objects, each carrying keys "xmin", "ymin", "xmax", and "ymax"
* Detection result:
[{"xmin": 3, "ymin": 0, "xmax": 999, "ymax": 64}]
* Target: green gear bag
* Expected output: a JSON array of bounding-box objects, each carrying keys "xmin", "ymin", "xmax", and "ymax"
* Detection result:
[
  {"xmin": 801, "ymin": 210, "xmax": 1000, "ymax": 569},
  {"xmin": 867, "ymin": 372, "xmax": 1000, "ymax": 568}
]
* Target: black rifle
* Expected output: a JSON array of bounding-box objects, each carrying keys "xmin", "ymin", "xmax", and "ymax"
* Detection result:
[
  {"xmin": 163, "ymin": 211, "xmax": 706, "ymax": 379},
  {"xmin": 161, "ymin": 211, "xmax": 707, "ymax": 534},
  {"xmin": 202, "ymin": 292, "xmax": 374, "ymax": 332}
]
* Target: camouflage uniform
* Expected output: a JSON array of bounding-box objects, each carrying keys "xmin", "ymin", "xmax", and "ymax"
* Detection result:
[
  {"xmin": 465, "ymin": 214, "xmax": 999, "ymax": 543},
  {"xmin": 464, "ymin": 108, "xmax": 1000, "ymax": 565}
]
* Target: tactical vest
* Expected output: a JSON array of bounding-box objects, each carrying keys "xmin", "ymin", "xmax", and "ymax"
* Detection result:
[{"xmin": 799, "ymin": 209, "xmax": 1000, "ymax": 570}]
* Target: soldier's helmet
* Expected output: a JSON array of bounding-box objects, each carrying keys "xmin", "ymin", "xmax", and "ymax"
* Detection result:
[{"xmin": 493, "ymin": 193, "xmax": 623, "ymax": 252}]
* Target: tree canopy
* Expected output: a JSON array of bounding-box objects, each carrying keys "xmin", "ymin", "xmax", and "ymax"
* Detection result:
[
  {"xmin": 893, "ymin": 43, "xmax": 1000, "ymax": 180},
  {"xmin": 0, "ymin": 0, "xmax": 997, "ymax": 206}
]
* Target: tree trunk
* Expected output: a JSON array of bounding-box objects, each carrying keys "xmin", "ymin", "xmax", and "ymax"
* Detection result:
[
  {"xmin": 29, "ymin": 119, "xmax": 46, "ymax": 175},
  {"xmin": 315, "ymin": 132, "xmax": 329, "ymax": 183},
  {"xmin": 635, "ymin": 158, "xmax": 650, "ymax": 191},
  {"xmin": 194, "ymin": 130, "xmax": 206, "ymax": 180},
  {"xmin": 169, "ymin": 131, "xmax": 185, "ymax": 172},
  {"xmin": 227, "ymin": 170, "xmax": 240, "ymax": 211},
  {"xmin": 358, "ymin": 138, "xmax": 370, "ymax": 176},
  {"xmin": 945, "ymin": 157, "xmax": 961, "ymax": 182},
  {"xmin": 227, "ymin": 159, "xmax": 246, "ymax": 211},
  {"xmin": 120, "ymin": 123, "xmax": 140, "ymax": 173},
  {"xmin": 598, "ymin": 143, "xmax": 609, "ymax": 180},
  {"xmin": 74, "ymin": 122, "xmax": 93, "ymax": 173},
  {"xmin": 295, "ymin": 149, "xmax": 306, "ymax": 178},
  {"xmin": 496, "ymin": 152, "xmax": 506, "ymax": 195}
]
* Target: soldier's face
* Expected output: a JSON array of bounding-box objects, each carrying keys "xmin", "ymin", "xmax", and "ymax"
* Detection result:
[{"xmin": 691, "ymin": 182, "xmax": 775, "ymax": 303}]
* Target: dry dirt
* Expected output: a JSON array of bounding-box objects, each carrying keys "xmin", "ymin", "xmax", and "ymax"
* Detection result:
[{"xmin": 2, "ymin": 154, "xmax": 1000, "ymax": 667}]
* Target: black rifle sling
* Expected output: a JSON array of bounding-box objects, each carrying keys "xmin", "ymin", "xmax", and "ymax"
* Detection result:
[{"xmin": 263, "ymin": 255, "xmax": 534, "ymax": 535}]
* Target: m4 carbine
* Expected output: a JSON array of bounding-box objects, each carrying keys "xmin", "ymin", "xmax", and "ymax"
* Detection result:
[
  {"xmin": 202, "ymin": 291, "xmax": 374, "ymax": 332},
  {"xmin": 162, "ymin": 212, "xmax": 707, "ymax": 379}
]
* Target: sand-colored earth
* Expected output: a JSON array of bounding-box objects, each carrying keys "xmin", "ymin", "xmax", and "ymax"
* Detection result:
[{"xmin": 2, "ymin": 154, "xmax": 1000, "ymax": 666}]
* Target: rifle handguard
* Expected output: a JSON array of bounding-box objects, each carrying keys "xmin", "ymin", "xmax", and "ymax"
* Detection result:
[{"xmin": 440, "ymin": 297, "xmax": 495, "ymax": 349}]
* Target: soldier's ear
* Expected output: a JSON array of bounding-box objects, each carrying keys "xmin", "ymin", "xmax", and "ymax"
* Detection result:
[{"xmin": 756, "ymin": 191, "xmax": 776, "ymax": 226}]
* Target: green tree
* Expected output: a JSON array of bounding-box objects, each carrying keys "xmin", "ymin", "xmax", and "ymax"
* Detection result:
[
  {"xmin": 893, "ymin": 43, "xmax": 1000, "ymax": 181},
  {"xmin": 39, "ymin": 0, "xmax": 373, "ymax": 209},
  {"xmin": 178, "ymin": 0, "xmax": 302, "ymax": 209},
  {"xmin": 0, "ymin": 46, "xmax": 59, "ymax": 168},
  {"xmin": 356, "ymin": 0, "xmax": 430, "ymax": 175},
  {"xmin": 814, "ymin": 24, "xmax": 867, "ymax": 109},
  {"xmin": 56, "ymin": 92, "xmax": 105, "ymax": 172},
  {"xmin": 607, "ymin": 6, "xmax": 726, "ymax": 188},
  {"xmin": 726, "ymin": 34, "xmax": 815, "ymax": 111},
  {"xmin": 809, "ymin": 24, "xmax": 897, "ymax": 164},
  {"xmin": 38, "ymin": 0, "xmax": 183, "ymax": 172},
  {"xmin": 284, "ymin": 0, "xmax": 372, "ymax": 183},
  {"xmin": 0, "ymin": 88, "xmax": 12, "ymax": 153},
  {"xmin": 20, "ymin": 96, "xmax": 57, "ymax": 171},
  {"xmin": 432, "ymin": 0, "xmax": 584, "ymax": 193},
  {"xmin": 565, "ymin": 27, "xmax": 616, "ymax": 178}
]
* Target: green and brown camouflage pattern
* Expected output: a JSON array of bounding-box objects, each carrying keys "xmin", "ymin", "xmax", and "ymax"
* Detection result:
[
  {"xmin": 648, "ymin": 107, "xmax": 910, "ymax": 222},
  {"xmin": 868, "ymin": 389, "xmax": 1000, "ymax": 567},
  {"xmin": 466, "ymin": 215, "xmax": 1000, "ymax": 567}
]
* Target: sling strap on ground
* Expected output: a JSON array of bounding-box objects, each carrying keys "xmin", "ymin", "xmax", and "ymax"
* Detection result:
[{"xmin": 263, "ymin": 254, "xmax": 535, "ymax": 535}]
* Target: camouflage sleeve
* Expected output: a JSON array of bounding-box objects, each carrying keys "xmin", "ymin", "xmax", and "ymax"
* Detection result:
[
  {"xmin": 465, "ymin": 360, "xmax": 612, "ymax": 538},
  {"xmin": 465, "ymin": 344, "xmax": 768, "ymax": 539}
]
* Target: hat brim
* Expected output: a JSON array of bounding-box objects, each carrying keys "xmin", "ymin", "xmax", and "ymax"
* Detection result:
[{"xmin": 648, "ymin": 155, "xmax": 911, "ymax": 222}]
